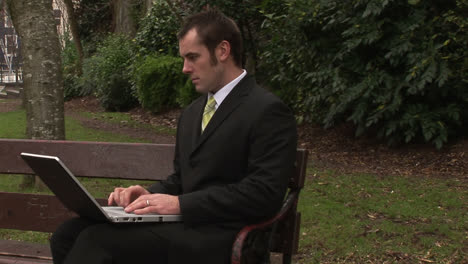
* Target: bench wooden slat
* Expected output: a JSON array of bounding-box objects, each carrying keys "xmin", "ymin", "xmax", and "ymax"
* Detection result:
[
  {"xmin": 0, "ymin": 256, "xmax": 52, "ymax": 264},
  {"xmin": 0, "ymin": 192, "xmax": 76, "ymax": 233},
  {"xmin": 0, "ymin": 139, "xmax": 174, "ymax": 180},
  {"xmin": 0, "ymin": 193, "xmax": 107, "ymax": 233},
  {"xmin": 0, "ymin": 240, "xmax": 51, "ymax": 263},
  {"xmin": 292, "ymin": 149, "xmax": 308, "ymax": 190}
]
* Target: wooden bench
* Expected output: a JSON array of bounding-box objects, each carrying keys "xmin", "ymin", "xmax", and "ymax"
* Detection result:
[{"xmin": 0, "ymin": 138, "xmax": 308, "ymax": 264}]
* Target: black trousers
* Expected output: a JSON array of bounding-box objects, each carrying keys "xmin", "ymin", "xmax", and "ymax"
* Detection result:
[{"xmin": 50, "ymin": 217, "xmax": 236, "ymax": 264}]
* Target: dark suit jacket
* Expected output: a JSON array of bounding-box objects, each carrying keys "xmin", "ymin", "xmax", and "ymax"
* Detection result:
[{"xmin": 148, "ymin": 75, "xmax": 297, "ymax": 263}]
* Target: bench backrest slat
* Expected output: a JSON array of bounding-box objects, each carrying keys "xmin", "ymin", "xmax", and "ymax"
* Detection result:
[{"xmin": 0, "ymin": 139, "xmax": 174, "ymax": 180}]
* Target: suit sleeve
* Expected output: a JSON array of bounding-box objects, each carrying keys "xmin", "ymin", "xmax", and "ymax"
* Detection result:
[{"xmin": 178, "ymin": 100, "xmax": 297, "ymax": 225}]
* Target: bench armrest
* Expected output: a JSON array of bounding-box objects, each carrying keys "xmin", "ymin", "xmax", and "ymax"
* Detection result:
[{"xmin": 231, "ymin": 191, "xmax": 299, "ymax": 264}]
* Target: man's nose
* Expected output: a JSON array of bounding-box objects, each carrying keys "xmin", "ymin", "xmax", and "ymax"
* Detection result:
[{"xmin": 182, "ymin": 61, "xmax": 192, "ymax": 74}]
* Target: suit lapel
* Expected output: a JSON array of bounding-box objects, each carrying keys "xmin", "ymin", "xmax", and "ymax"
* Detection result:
[
  {"xmin": 189, "ymin": 97, "xmax": 205, "ymax": 151},
  {"xmin": 190, "ymin": 76, "xmax": 254, "ymax": 155}
]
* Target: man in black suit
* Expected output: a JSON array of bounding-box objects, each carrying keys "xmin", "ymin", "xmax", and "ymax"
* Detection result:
[{"xmin": 50, "ymin": 9, "xmax": 297, "ymax": 264}]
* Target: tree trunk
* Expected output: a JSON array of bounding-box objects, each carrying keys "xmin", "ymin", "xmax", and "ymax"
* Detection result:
[
  {"xmin": 63, "ymin": 0, "xmax": 83, "ymax": 75},
  {"xmin": 6, "ymin": 0, "xmax": 66, "ymax": 189},
  {"xmin": 144, "ymin": 0, "xmax": 153, "ymax": 15},
  {"xmin": 112, "ymin": 0, "xmax": 137, "ymax": 37}
]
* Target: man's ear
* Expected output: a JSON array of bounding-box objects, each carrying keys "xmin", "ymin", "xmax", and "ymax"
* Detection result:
[{"xmin": 216, "ymin": 40, "xmax": 231, "ymax": 62}]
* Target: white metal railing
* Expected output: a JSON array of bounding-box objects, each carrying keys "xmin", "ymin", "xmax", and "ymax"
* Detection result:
[
  {"xmin": 0, "ymin": 39, "xmax": 11, "ymax": 73},
  {"xmin": 0, "ymin": 70, "xmax": 21, "ymax": 83}
]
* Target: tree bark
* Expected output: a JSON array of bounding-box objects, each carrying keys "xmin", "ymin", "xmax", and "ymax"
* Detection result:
[
  {"xmin": 63, "ymin": 0, "xmax": 83, "ymax": 75},
  {"xmin": 6, "ymin": 0, "xmax": 65, "ymax": 188},
  {"xmin": 144, "ymin": 0, "xmax": 153, "ymax": 15},
  {"xmin": 112, "ymin": 0, "xmax": 137, "ymax": 37}
]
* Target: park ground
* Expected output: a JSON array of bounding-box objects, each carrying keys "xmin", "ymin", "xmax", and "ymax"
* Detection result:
[
  {"xmin": 1, "ymin": 96, "xmax": 465, "ymax": 180},
  {"xmin": 0, "ymin": 97, "xmax": 466, "ymax": 263}
]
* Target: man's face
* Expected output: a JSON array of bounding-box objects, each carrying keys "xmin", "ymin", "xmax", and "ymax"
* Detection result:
[{"xmin": 179, "ymin": 29, "xmax": 223, "ymax": 94}]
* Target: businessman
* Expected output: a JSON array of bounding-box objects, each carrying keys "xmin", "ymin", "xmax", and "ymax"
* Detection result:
[{"xmin": 50, "ymin": 9, "xmax": 297, "ymax": 264}]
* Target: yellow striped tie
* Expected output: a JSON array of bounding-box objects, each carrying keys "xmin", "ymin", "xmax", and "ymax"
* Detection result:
[{"xmin": 201, "ymin": 96, "xmax": 216, "ymax": 132}]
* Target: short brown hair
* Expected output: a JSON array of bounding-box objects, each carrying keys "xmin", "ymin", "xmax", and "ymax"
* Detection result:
[{"xmin": 178, "ymin": 9, "xmax": 243, "ymax": 67}]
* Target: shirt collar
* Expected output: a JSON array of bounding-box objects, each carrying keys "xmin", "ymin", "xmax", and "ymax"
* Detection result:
[{"xmin": 208, "ymin": 70, "xmax": 247, "ymax": 109}]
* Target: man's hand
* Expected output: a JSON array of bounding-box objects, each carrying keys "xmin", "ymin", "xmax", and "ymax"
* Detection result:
[
  {"xmin": 108, "ymin": 185, "xmax": 150, "ymax": 207},
  {"xmin": 124, "ymin": 194, "xmax": 181, "ymax": 215}
]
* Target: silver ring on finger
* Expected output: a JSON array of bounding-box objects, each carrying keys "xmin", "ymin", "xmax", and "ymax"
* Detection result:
[{"xmin": 146, "ymin": 199, "xmax": 150, "ymax": 206}]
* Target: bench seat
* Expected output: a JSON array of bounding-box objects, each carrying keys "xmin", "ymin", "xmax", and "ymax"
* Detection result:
[{"xmin": 0, "ymin": 240, "xmax": 51, "ymax": 263}]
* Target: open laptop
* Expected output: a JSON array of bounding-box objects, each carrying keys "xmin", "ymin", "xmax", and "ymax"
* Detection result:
[{"xmin": 20, "ymin": 152, "xmax": 182, "ymax": 223}]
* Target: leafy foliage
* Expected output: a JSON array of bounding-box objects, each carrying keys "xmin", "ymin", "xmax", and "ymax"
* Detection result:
[
  {"xmin": 81, "ymin": 34, "xmax": 138, "ymax": 111},
  {"xmin": 62, "ymin": 0, "xmax": 466, "ymax": 148},
  {"xmin": 61, "ymin": 35, "xmax": 83, "ymax": 101},
  {"xmin": 132, "ymin": 54, "xmax": 195, "ymax": 113},
  {"xmin": 135, "ymin": 0, "xmax": 268, "ymax": 71},
  {"xmin": 73, "ymin": 0, "xmax": 113, "ymax": 55},
  {"xmin": 134, "ymin": 1, "xmax": 181, "ymax": 56},
  {"xmin": 260, "ymin": 0, "xmax": 468, "ymax": 148}
]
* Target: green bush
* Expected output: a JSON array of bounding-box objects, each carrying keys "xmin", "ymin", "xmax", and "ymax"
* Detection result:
[
  {"xmin": 82, "ymin": 34, "xmax": 138, "ymax": 111},
  {"xmin": 260, "ymin": 0, "xmax": 468, "ymax": 148},
  {"xmin": 134, "ymin": 1, "xmax": 181, "ymax": 56},
  {"xmin": 133, "ymin": 54, "xmax": 195, "ymax": 113},
  {"xmin": 61, "ymin": 36, "xmax": 84, "ymax": 101},
  {"xmin": 176, "ymin": 78, "xmax": 200, "ymax": 108},
  {"xmin": 75, "ymin": 0, "xmax": 112, "ymax": 54}
]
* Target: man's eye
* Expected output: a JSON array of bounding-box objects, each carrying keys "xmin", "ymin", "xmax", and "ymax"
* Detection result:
[{"xmin": 187, "ymin": 54, "xmax": 198, "ymax": 61}]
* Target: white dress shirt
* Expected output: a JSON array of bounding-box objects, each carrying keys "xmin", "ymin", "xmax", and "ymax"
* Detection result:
[{"xmin": 208, "ymin": 70, "xmax": 247, "ymax": 109}]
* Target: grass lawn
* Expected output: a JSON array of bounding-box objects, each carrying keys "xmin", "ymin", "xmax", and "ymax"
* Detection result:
[
  {"xmin": 0, "ymin": 109, "xmax": 466, "ymax": 263},
  {"xmin": 297, "ymin": 170, "xmax": 466, "ymax": 263}
]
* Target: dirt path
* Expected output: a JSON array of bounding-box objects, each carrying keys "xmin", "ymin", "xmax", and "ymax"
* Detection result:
[
  {"xmin": 67, "ymin": 111, "xmax": 176, "ymax": 144},
  {"xmin": 300, "ymin": 123, "xmax": 467, "ymax": 179}
]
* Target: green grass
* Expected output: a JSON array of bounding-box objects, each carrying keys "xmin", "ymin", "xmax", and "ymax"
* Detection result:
[
  {"xmin": 297, "ymin": 169, "xmax": 467, "ymax": 263},
  {"xmin": 0, "ymin": 109, "xmax": 153, "ymax": 142},
  {"xmin": 0, "ymin": 110, "xmax": 27, "ymax": 138}
]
